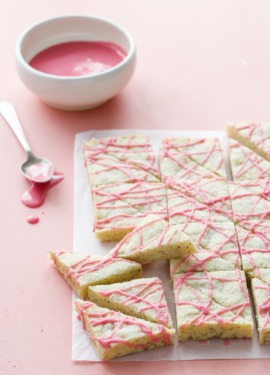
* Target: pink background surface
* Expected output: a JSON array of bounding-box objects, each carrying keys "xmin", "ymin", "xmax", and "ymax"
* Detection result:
[{"xmin": 1, "ymin": 1, "xmax": 270, "ymax": 374}]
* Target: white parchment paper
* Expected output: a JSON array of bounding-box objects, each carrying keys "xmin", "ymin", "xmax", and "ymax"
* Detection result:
[{"xmin": 73, "ymin": 129, "xmax": 270, "ymax": 361}]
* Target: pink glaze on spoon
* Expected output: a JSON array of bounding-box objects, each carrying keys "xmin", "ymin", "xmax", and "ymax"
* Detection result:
[
  {"xmin": 21, "ymin": 172, "xmax": 64, "ymax": 208},
  {"xmin": 25, "ymin": 162, "xmax": 54, "ymax": 183}
]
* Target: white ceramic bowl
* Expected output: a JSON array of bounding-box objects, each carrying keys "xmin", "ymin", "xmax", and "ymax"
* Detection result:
[{"xmin": 15, "ymin": 15, "xmax": 136, "ymax": 110}]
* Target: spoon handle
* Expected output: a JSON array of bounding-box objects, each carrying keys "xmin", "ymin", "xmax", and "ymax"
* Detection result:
[{"xmin": 0, "ymin": 101, "xmax": 32, "ymax": 154}]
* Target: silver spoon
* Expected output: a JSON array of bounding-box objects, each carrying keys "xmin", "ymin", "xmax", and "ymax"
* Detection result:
[{"xmin": 0, "ymin": 101, "xmax": 54, "ymax": 183}]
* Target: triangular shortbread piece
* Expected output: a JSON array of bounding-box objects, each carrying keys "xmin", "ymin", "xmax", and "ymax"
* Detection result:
[
  {"xmin": 228, "ymin": 139, "xmax": 270, "ymax": 180},
  {"xmin": 93, "ymin": 182, "xmax": 168, "ymax": 241},
  {"xmin": 170, "ymin": 252, "xmax": 239, "ymax": 275},
  {"xmin": 166, "ymin": 186, "xmax": 229, "ymax": 225},
  {"xmin": 83, "ymin": 135, "xmax": 161, "ymax": 181},
  {"xmin": 235, "ymin": 223, "xmax": 270, "ymax": 276},
  {"xmin": 170, "ymin": 217, "xmax": 240, "ymax": 274},
  {"xmin": 250, "ymin": 269, "xmax": 270, "ymax": 344},
  {"xmin": 167, "ymin": 176, "xmax": 233, "ymax": 220},
  {"xmin": 159, "ymin": 143, "xmax": 214, "ymax": 181},
  {"xmin": 87, "ymin": 277, "xmax": 173, "ymax": 328},
  {"xmin": 84, "ymin": 154, "xmax": 160, "ymax": 186},
  {"xmin": 226, "ymin": 121, "xmax": 270, "ymax": 162},
  {"xmin": 173, "ymin": 270, "xmax": 253, "ymax": 341},
  {"xmin": 109, "ymin": 214, "xmax": 197, "ymax": 264},
  {"xmin": 228, "ymin": 181, "xmax": 270, "ymax": 222},
  {"xmin": 162, "ymin": 137, "xmax": 226, "ymax": 178},
  {"xmin": 94, "ymin": 182, "xmax": 168, "ymax": 216},
  {"xmin": 230, "ymin": 179, "xmax": 270, "ymax": 204},
  {"xmin": 239, "ymin": 217, "xmax": 270, "ymax": 238},
  {"xmin": 50, "ymin": 251, "xmax": 142, "ymax": 299},
  {"xmin": 75, "ymin": 300, "xmax": 175, "ymax": 361}
]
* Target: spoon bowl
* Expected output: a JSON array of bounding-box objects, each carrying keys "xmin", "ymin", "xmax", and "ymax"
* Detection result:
[
  {"xmin": 0, "ymin": 101, "xmax": 54, "ymax": 183},
  {"xmin": 21, "ymin": 153, "xmax": 54, "ymax": 183}
]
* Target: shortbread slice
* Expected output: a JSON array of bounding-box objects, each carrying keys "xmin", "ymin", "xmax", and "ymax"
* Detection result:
[
  {"xmin": 84, "ymin": 154, "xmax": 160, "ymax": 186},
  {"xmin": 177, "ymin": 218, "xmax": 240, "ymax": 267},
  {"xmin": 162, "ymin": 137, "xmax": 226, "ymax": 178},
  {"xmin": 173, "ymin": 270, "xmax": 253, "ymax": 341},
  {"xmin": 166, "ymin": 186, "xmax": 228, "ymax": 225},
  {"xmin": 87, "ymin": 277, "xmax": 173, "ymax": 328},
  {"xmin": 170, "ymin": 252, "xmax": 238, "ymax": 275},
  {"xmin": 109, "ymin": 214, "xmax": 197, "ymax": 264},
  {"xmin": 93, "ymin": 196, "xmax": 146, "ymax": 242},
  {"xmin": 107, "ymin": 182, "xmax": 168, "ymax": 215},
  {"xmin": 160, "ymin": 144, "xmax": 214, "ymax": 181},
  {"xmin": 93, "ymin": 182, "xmax": 168, "ymax": 216},
  {"xmin": 75, "ymin": 300, "xmax": 175, "ymax": 361},
  {"xmin": 226, "ymin": 121, "xmax": 270, "ymax": 161},
  {"xmin": 240, "ymin": 218, "xmax": 270, "ymax": 239},
  {"xmin": 167, "ymin": 176, "xmax": 233, "ymax": 220},
  {"xmin": 250, "ymin": 269, "xmax": 270, "ymax": 344},
  {"xmin": 50, "ymin": 251, "xmax": 142, "ymax": 299},
  {"xmin": 92, "ymin": 182, "xmax": 168, "ymax": 241},
  {"xmin": 235, "ymin": 223, "xmax": 270, "ymax": 276},
  {"xmin": 228, "ymin": 181, "xmax": 270, "ymax": 222},
  {"xmin": 169, "ymin": 218, "xmax": 240, "ymax": 274},
  {"xmin": 83, "ymin": 135, "xmax": 160, "ymax": 179},
  {"xmin": 232, "ymin": 179, "xmax": 270, "ymax": 203},
  {"xmin": 228, "ymin": 139, "xmax": 270, "ymax": 180}
]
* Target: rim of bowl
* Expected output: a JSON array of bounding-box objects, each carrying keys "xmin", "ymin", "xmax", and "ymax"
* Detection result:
[{"xmin": 15, "ymin": 14, "xmax": 136, "ymax": 81}]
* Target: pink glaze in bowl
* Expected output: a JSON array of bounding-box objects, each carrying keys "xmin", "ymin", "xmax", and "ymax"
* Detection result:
[{"xmin": 15, "ymin": 15, "xmax": 136, "ymax": 111}]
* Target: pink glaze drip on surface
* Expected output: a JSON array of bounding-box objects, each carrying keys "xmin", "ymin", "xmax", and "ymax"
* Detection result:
[
  {"xmin": 223, "ymin": 339, "xmax": 231, "ymax": 346},
  {"xmin": 27, "ymin": 215, "xmax": 40, "ymax": 224},
  {"xmin": 21, "ymin": 172, "xmax": 64, "ymax": 208},
  {"xmin": 29, "ymin": 41, "xmax": 127, "ymax": 77}
]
